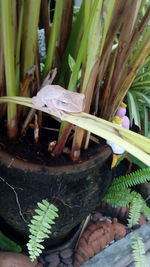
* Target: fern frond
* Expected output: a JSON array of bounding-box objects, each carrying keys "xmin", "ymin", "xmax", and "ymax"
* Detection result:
[
  {"xmin": 131, "ymin": 236, "xmax": 146, "ymax": 267},
  {"xmin": 105, "ymin": 185, "xmax": 150, "ymax": 225},
  {"xmin": 103, "ymin": 188, "xmax": 133, "ymax": 207},
  {"xmin": 111, "ymin": 168, "xmax": 150, "ymax": 190},
  {"xmin": 27, "ymin": 199, "xmax": 58, "ymax": 262},
  {"xmin": 104, "ymin": 186, "xmax": 143, "ymax": 207},
  {"xmin": 142, "ymin": 202, "xmax": 150, "ymax": 219},
  {"xmin": 127, "ymin": 197, "xmax": 143, "ymax": 228},
  {"xmin": 128, "ymin": 190, "xmax": 145, "ymax": 202},
  {"xmin": 124, "ymin": 190, "xmax": 150, "ymax": 221}
]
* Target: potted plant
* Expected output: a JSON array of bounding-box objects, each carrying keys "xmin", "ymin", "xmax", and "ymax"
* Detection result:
[{"xmin": 0, "ymin": 0, "xmax": 150, "ymax": 248}]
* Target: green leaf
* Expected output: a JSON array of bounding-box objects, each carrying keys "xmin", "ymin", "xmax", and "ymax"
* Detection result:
[
  {"xmin": 68, "ymin": 54, "xmax": 76, "ymax": 72},
  {"xmin": 111, "ymin": 168, "xmax": 150, "ymax": 190},
  {"xmin": 143, "ymin": 106, "xmax": 149, "ymax": 137},
  {"xmin": 57, "ymin": 2, "xmax": 84, "ymax": 84},
  {"xmin": 128, "ymin": 197, "xmax": 143, "ymax": 227},
  {"xmin": 34, "ymin": 209, "xmax": 45, "ymax": 216},
  {"xmin": 68, "ymin": 0, "xmax": 101, "ymax": 92},
  {"xmin": 135, "ymin": 91, "xmax": 150, "ymax": 107},
  {"xmin": 103, "ymin": 188, "xmax": 133, "ymax": 207},
  {"xmin": 142, "ymin": 203, "xmax": 150, "ymax": 219},
  {"xmin": 104, "ymin": 167, "xmax": 150, "ymax": 229},
  {"xmin": 0, "ymin": 232, "xmax": 22, "ymax": 252},
  {"xmin": 127, "ymin": 91, "xmax": 141, "ymax": 128},
  {"xmin": 127, "ymin": 154, "xmax": 149, "ymax": 169},
  {"xmin": 27, "ymin": 199, "xmax": 58, "ymax": 262},
  {"xmin": 43, "ymin": 0, "xmax": 64, "ymax": 75},
  {"xmin": 37, "ymin": 202, "xmax": 48, "ymax": 211},
  {"xmin": 131, "ymin": 236, "xmax": 146, "ymax": 267},
  {"xmin": 134, "ymin": 71, "xmax": 150, "ymax": 82},
  {"xmin": 132, "ymin": 81, "xmax": 150, "ymax": 87}
]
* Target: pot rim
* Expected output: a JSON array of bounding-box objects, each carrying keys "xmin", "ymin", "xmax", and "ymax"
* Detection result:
[{"xmin": 0, "ymin": 145, "xmax": 112, "ymax": 174}]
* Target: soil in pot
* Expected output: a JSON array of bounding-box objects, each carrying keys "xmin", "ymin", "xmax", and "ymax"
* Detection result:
[{"xmin": 0, "ymin": 118, "xmax": 112, "ymax": 246}]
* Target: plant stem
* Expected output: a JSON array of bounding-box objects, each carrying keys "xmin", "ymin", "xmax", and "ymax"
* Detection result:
[
  {"xmin": 43, "ymin": 0, "xmax": 64, "ymax": 76},
  {"xmin": 59, "ymin": 0, "xmax": 74, "ymax": 61},
  {"xmin": 21, "ymin": 0, "xmax": 41, "ymax": 80},
  {"xmin": 67, "ymin": 0, "xmax": 101, "ymax": 93},
  {"xmin": 41, "ymin": 0, "xmax": 50, "ymax": 48},
  {"xmin": 71, "ymin": 0, "xmax": 116, "ymax": 159},
  {"xmin": 1, "ymin": 0, "xmax": 17, "ymax": 138},
  {"xmin": 97, "ymin": 0, "xmax": 128, "ymax": 117},
  {"xmin": 0, "ymin": 7, "xmax": 5, "ymax": 119},
  {"xmin": 57, "ymin": 2, "xmax": 84, "ymax": 86},
  {"xmin": 53, "ymin": 0, "xmax": 101, "ymax": 157},
  {"xmin": 99, "ymin": 2, "xmax": 150, "ymax": 120},
  {"xmin": 16, "ymin": 1, "xmax": 24, "ymax": 93},
  {"xmin": 109, "ymin": 0, "xmax": 144, "ymax": 105}
]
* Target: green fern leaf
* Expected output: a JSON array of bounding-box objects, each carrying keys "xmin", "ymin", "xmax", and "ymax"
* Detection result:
[
  {"xmin": 127, "ymin": 197, "xmax": 143, "ymax": 227},
  {"xmin": 111, "ymin": 168, "xmax": 150, "ymax": 190},
  {"xmin": 142, "ymin": 202, "xmax": 150, "ymax": 219},
  {"xmin": 37, "ymin": 203, "xmax": 46, "ymax": 210},
  {"xmin": 129, "ymin": 190, "xmax": 146, "ymax": 202},
  {"xmin": 106, "ymin": 168, "xmax": 150, "ymax": 225},
  {"xmin": 125, "ymin": 191, "xmax": 150, "ymax": 222},
  {"xmin": 131, "ymin": 236, "xmax": 146, "ymax": 267},
  {"xmin": 103, "ymin": 188, "xmax": 133, "ymax": 207},
  {"xmin": 34, "ymin": 209, "xmax": 45, "ymax": 215},
  {"xmin": 27, "ymin": 199, "xmax": 58, "ymax": 262}
]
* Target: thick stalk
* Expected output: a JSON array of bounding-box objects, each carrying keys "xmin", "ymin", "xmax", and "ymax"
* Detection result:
[
  {"xmin": 12, "ymin": 0, "xmax": 17, "ymax": 49},
  {"xmin": 59, "ymin": 0, "xmax": 74, "ymax": 60},
  {"xmin": 53, "ymin": 0, "xmax": 101, "ymax": 156},
  {"xmin": 43, "ymin": 0, "xmax": 64, "ymax": 76},
  {"xmin": 41, "ymin": 0, "xmax": 50, "ymax": 48},
  {"xmin": 97, "ymin": 0, "xmax": 126, "ymax": 83},
  {"xmin": 71, "ymin": 0, "xmax": 115, "ymax": 159},
  {"xmin": 98, "ymin": 0, "xmax": 116, "ymax": 57},
  {"xmin": 99, "ymin": 3, "xmax": 150, "ymax": 119},
  {"xmin": 99, "ymin": 49, "xmax": 117, "ymax": 120},
  {"xmin": 71, "ymin": 61, "xmax": 100, "ymax": 159},
  {"xmin": 97, "ymin": 0, "xmax": 128, "ymax": 116},
  {"xmin": 0, "ymin": 6, "xmax": 5, "ymax": 119},
  {"xmin": 21, "ymin": 0, "xmax": 41, "ymax": 80},
  {"xmin": 109, "ymin": 0, "xmax": 142, "ymax": 105},
  {"xmin": 16, "ymin": 1, "xmax": 24, "ymax": 93},
  {"xmin": 57, "ymin": 2, "xmax": 84, "ymax": 85},
  {"xmin": 67, "ymin": 0, "xmax": 102, "ymax": 93},
  {"xmin": 1, "ymin": 0, "xmax": 17, "ymax": 138},
  {"xmin": 83, "ymin": 0, "xmax": 116, "ymax": 147}
]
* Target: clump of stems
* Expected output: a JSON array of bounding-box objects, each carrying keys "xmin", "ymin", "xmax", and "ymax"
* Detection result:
[{"xmin": 0, "ymin": 0, "xmax": 150, "ymax": 161}]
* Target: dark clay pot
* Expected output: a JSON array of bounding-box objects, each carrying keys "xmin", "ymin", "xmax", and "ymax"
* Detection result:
[{"xmin": 0, "ymin": 145, "xmax": 112, "ymax": 245}]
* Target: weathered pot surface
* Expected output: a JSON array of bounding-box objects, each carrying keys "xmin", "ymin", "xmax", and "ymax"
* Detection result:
[{"xmin": 0, "ymin": 145, "xmax": 112, "ymax": 246}]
